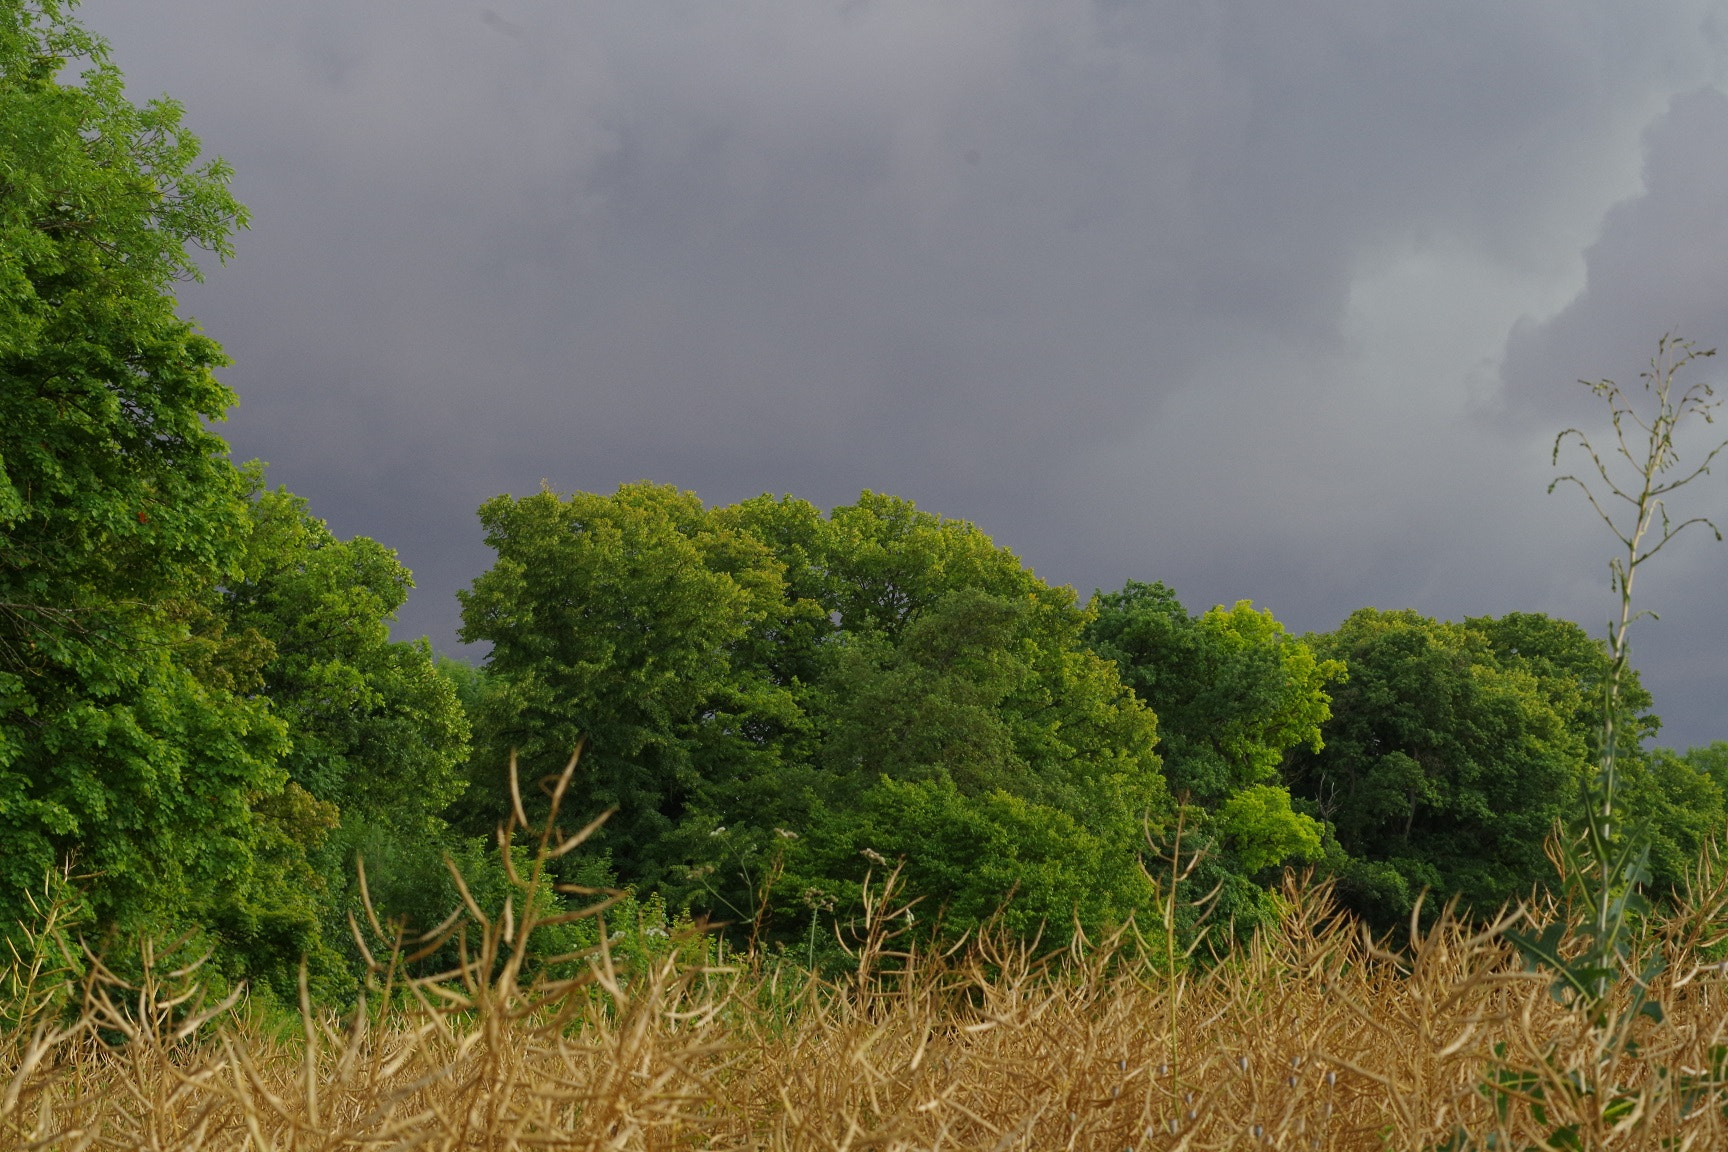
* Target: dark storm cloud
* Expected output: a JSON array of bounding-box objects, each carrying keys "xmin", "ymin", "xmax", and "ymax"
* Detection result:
[
  {"xmin": 74, "ymin": 0, "xmax": 1728, "ymax": 744},
  {"xmin": 1498, "ymin": 86, "xmax": 1728, "ymax": 750},
  {"xmin": 1501, "ymin": 88, "xmax": 1728, "ymax": 420}
]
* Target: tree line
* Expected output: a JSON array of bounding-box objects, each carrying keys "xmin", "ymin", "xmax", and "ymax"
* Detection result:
[{"xmin": 4, "ymin": 0, "xmax": 1725, "ymax": 1002}]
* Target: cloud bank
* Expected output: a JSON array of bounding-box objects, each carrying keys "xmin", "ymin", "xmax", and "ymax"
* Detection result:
[{"xmin": 77, "ymin": 0, "xmax": 1728, "ymax": 746}]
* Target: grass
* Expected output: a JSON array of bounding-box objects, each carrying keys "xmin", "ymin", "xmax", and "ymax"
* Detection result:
[{"xmin": 6, "ymin": 842, "xmax": 1728, "ymax": 1150}]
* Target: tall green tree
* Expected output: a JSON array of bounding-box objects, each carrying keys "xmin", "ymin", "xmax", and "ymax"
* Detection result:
[
  {"xmin": 457, "ymin": 483, "xmax": 800, "ymax": 891},
  {"xmin": 1287, "ymin": 609, "xmax": 1586, "ymax": 924},
  {"xmin": 0, "ymin": 0, "xmax": 285, "ymax": 940},
  {"xmin": 1466, "ymin": 612, "xmax": 1659, "ymax": 767},
  {"xmin": 787, "ymin": 583, "xmax": 1166, "ymax": 945},
  {"xmin": 717, "ymin": 492, "xmax": 1167, "ymax": 943},
  {"xmin": 1464, "ymin": 611, "xmax": 1710, "ymax": 894},
  {"xmin": 459, "ymin": 485, "xmax": 1169, "ymax": 947},
  {"xmin": 214, "ymin": 479, "xmax": 472, "ymax": 993},
  {"xmin": 1676, "ymin": 742, "xmax": 1728, "ymax": 798},
  {"xmin": 1083, "ymin": 581, "xmax": 1336, "ymax": 929},
  {"xmin": 1617, "ymin": 746, "xmax": 1724, "ymax": 894},
  {"xmin": 225, "ymin": 480, "xmax": 469, "ymax": 829},
  {"xmin": 1086, "ymin": 581, "xmax": 1342, "ymax": 805}
]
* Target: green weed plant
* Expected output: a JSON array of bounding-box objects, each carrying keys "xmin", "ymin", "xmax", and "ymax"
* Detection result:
[{"xmin": 1441, "ymin": 335, "xmax": 1728, "ymax": 1150}]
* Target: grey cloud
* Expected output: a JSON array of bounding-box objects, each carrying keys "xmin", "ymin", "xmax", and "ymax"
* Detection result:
[
  {"xmin": 73, "ymin": 0, "xmax": 1728, "ymax": 746},
  {"xmin": 1497, "ymin": 86, "xmax": 1728, "ymax": 749},
  {"xmin": 1501, "ymin": 88, "xmax": 1728, "ymax": 422},
  {"xmin": 480, "ymin": 10, "xmax": 523, "ymax": 39}
]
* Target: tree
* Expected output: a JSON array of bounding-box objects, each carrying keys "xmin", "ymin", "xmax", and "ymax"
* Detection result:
[
  {"xmin": 1676, "ymin": 742, "xmax": 1728, "ymax": 797},
  {"xmin": 224, "ymin": 479, "xmax": 469, "ymax": 828},
  {"xmin": 1467, "ymin": 612, "xmax": 1658, "ymax": 767},
  {"xmin": 214, "ymin": 478, "xmax": 472, "ymax": 992},
  {"xmin": 1084, "ymin": 581, "xmax": 1337, "ymax": 930},
  {"xmin": 1616, "ymin": 746, "xmax": 1724, "ymax": 894},
  {"xmin": 459, "ymin": 484, "xmax": 1169, "ymax": 948},
  {"xmin": 786, "ymin": 774, "xmax": 1156, "ymax": 945},
  {"xmin": 458, "ymin": 483, "xmax": 800, "ymax": 892},
  {"xmin": 1464, "ymin": 611, "xmax": 1711, "ymax": 895},
  {"xmin": 1086, "ymin": 581, "xmax": 1342, "ymax": 804},
  {"xmin": 788, "ymin": 580, "xmax": 1166, "ymax": 945},
  {"xmin": 1287, "ymin": 609, "xmax": 1585, "ymax": 924},
  {"xmin": 0, "ymin": 0, "xmax": 285, "ymax": 941}
]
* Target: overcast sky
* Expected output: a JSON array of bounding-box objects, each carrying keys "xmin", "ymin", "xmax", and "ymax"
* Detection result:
[{"xmin": 77, "ymin": 0, "xmax": 1728, "ymax": 749}]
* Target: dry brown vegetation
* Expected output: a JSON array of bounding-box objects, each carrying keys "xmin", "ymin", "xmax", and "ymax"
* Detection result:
[
  {"xmin": 4, "ymin": 844, "xmax": 1728, "ymax": 1152},
  {"xmin": 7, "ymin": 758, "xmax": 1728, "ymax": 1152}
]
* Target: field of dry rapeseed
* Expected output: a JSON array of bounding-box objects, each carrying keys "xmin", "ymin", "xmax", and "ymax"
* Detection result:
[{"xmin": 5, "ymin": 842, "xmax": 1728, "ymax": 1152}]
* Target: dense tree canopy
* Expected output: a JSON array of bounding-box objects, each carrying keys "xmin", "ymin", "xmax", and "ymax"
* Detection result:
[
  {"xmin": 8, "ymin": 0, "xmax": 1728, "ymax": 1004},
  {"xmin": 224, "ymin": 480, "xmax": 469, "ymax": 829},
  {"xmin": 1286, "ymin": 609, "xmax": 1592, "ymax": 923},
  {"xmin": 1463, "ymin": 611, "xmax": 1720, "ymax": 892},
  {"xmin": 457, "ymin": 484, "xmax": 798, "ymax": 891},
  {"xmin": 0, "ymin": 4, "xmax": 480, "ymax": 998},
  {"xmin": 1279, "ymin": 608, "xmax": 1721, "ymax": 927},
  {"xmin": 1086, "ymin": 582, "xmax": 1343, "ymax": 806},
  {"xmin": 210, "ymin": 479, "xmax": 472, "ymax": 994},
  {"xmin": 1083, "ymin": 581, "xmax": 1337, "ymax": 928},
  {"xmin": 0, "ymin": 0, "xmax": 282, "ymax": 939},
  {"xmin": 459, "ymin": 484, "xmax": 1167, "ymax": 946}
]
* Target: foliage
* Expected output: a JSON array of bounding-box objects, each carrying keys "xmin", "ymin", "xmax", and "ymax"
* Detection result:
[
  {"xmin": 1466, "ymin": 612, "xmax": 1658, "ymax": 762},
  {"xmin": 1085, "ymin": 581, "xmax": 1336, "ymax": 931},
  {"xmin": 1676, "ymin": 740, "xmax": 1728, "ymax": 793},
  {"xmin": 1290, "ymin": 605, "xmax": 1707, "ymax": 933},
  {"xmin": 0, "ymin": 0, "xmax": 250, "ymax": 670},
  {"xmin": 1215, "ymin": 783, "xmax": 1322, "ymax": 875},
  {"xmin": 1465, "ymin": 612, "xmax": 1719, "ymax": 895},
  {"xmin": 0, "ymin": 0, "xmax": 288, "ymax": 944},
  {"xmin": 224, "ymin": 479, "xmax": 470, "ymax": 826},
  {"xmin": 1613, "ymin": 746, "xmax": 1725, "ymax": 894},
  {"xmin": 1612, "ymin": 741, "xmax": 1728, "ymax": 897},
  {"xmin": 1288, "ymin": 608, "xmax": 1586, "ymax": 925},
  {"xmin": 0, "ymin": 0, "xmax": 487, "ymax": 995},
  {"xmin": 457, "ymin": 483, "xmax": 798, "ymax": 892},
  {"xmin": 209, "ymin": 478, "xmax": 474, "ymax": 995},
  {"xmin": 459, "ymin": 483, "xmax": 1167, "ymax": 949},
  {"xmin": 790, "ymin": 578, "xmax": 1166, "ymax": 945},
  {"xmin": 781, "ymin": 775, "xmax": 1155, "ymax": 945},
  {"xmin": 1086, "ymin": 581, "xmax": 1341, "ymax": 804}
]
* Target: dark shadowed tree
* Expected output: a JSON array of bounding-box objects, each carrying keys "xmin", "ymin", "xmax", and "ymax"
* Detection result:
[{"xmin": 1287, "ymin": 609, "xmax": 1585, "ymax": 925}]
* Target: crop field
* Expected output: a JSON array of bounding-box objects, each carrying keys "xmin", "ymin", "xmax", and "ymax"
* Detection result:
[{"xmin": 6, "ymin": 855, "xmax": 1728, "ymax": 1152}]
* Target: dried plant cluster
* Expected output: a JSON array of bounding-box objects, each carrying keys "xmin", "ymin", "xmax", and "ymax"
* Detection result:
[{"xmin": 4, "ymin": 821, "xmax": 1728, "ymax": 1151}]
